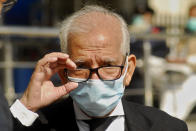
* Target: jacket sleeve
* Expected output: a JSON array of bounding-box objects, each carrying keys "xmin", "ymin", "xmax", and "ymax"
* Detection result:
[{"xmin": 12, "ymin": 111, "xmax": 51, "ymax": 131}]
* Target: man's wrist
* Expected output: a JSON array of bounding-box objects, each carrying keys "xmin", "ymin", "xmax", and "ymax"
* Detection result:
[{"xmin": 20, "ymin": 95, "xmax": 38, "ymax": 112}]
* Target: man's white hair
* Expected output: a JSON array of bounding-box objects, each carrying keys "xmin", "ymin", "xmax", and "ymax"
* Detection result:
[{"xmin": 59, "ymin": 5, "xmax": 130, "ymax": 55}]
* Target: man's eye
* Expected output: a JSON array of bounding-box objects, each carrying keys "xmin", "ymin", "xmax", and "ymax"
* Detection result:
[
  {"xmin": 103, "ymin": 63, "xmax": 115, "ymax": 67},
  {"xmin": 76, "ymin": 63, "xmax": 89, "ymax": 68}
]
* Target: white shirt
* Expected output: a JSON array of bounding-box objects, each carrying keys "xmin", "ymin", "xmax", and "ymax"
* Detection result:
[
  {"xmin": 73, "ymin": 100, "xmax": 125, "ymax": 131},
  {"xmin": 10, "ymin": 99, "xmax": 125, "ymax": 131}
]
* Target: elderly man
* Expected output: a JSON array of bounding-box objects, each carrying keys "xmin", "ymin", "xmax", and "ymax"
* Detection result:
[{"xmin": 10, "ymin": 5, "xmax": 187, "ymax": 131}]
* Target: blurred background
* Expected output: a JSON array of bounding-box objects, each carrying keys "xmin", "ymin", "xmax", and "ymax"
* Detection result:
[{"xmin": 0, "ymin": 0, "xmax": 196, "ymax": 130}]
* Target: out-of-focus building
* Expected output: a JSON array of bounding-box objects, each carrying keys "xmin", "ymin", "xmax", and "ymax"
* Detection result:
[{"xmin": 149, "ymin": 0, "xmax": 195, "ymax": 27}]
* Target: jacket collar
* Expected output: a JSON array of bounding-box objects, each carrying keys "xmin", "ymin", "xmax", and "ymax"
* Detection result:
[{"xmin": 122, "ymin": 97, "xmax": 151, "ymax": 131}]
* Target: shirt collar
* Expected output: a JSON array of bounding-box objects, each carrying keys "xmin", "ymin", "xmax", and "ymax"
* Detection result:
[{"xmin": 73, "ymin": 100, "xmax": 125, "ymax": 120}]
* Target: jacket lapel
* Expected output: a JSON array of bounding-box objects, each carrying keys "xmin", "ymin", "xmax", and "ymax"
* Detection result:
[
  {"xmin": 122, "ymin": 97, "xmax": 151, "ymax": 131},
  {"xmin": 65, "ymin": 97, "xmax": 80, "ymax": 131},
  {"xmin": 43, "ymin": 97, "xmax": 79, "ymax": 131}
]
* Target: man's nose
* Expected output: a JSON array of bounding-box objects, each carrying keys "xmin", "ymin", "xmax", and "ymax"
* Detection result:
[{"xmin": 90, "ymin": 72, "xmax": 100, "ymax": 80}]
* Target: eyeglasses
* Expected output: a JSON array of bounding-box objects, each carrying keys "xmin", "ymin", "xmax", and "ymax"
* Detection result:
[
  {"xmin": 65, "ymin": 56, "xmax": 127, "ymax": 83},
  {"xmin": 2, "ymin": 0, "xmax": 17, "ymax": 13}
]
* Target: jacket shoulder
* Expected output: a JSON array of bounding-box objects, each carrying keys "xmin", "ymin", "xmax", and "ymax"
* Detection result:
[
  {"xmin": 137, "ymin": 103, "xmax": 187, "ymax": 130},
  {"xmin": 123, "ymin": 98, "xmax": 188, "ymax": 131}
]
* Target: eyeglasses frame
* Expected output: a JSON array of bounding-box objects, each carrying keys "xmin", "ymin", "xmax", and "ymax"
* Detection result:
[{"xmin": 64, "ymin": 55, "xmax": 128, "ymax": 83}]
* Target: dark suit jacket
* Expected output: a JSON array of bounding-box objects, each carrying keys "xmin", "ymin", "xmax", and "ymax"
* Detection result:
[
  {"xmin": 13, "ymin": 97, "xmax": 188, "ymax": 131},
  {"xmin": 0, "ymin": 86, "xmax": 13, "ymax": 131}
]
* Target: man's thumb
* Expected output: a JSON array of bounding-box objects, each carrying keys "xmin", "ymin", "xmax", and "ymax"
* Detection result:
[{"xmin": 56, "ymin": 82, "xmax": 78, "ymax": 97}]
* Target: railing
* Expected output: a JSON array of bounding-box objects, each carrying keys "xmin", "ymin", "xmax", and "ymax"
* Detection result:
[{"xmin": 0, "ymin": 26, "xmax": 58, "ymax": 104}]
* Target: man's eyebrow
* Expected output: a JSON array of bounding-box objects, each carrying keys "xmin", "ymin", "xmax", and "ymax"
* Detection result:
[{"xmin": 101, "ymin": 57, "xmax": 118, "ymax": 64}]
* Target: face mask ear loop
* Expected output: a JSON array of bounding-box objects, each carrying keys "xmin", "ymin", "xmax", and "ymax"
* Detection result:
[{"xmin": 122, "ymin": 56, "xmax": 128, "ymax": 78}]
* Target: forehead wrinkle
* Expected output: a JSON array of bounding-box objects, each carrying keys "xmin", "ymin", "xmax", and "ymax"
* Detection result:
[
  {"xmin": 73, "ymin": 55, "xmax": 119, "ymax": 64},
  {"xmin": 68, "ymin": 12, "xmax": 124, "ymax": 62}
]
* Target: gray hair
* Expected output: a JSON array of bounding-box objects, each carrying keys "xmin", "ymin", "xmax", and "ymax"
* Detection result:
[{"xmin": 59, "ymin": 5, "xmax": 130, "ymax": 55}]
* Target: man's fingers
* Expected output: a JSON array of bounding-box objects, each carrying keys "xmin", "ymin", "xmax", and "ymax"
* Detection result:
[
  {"xmin": 35, "ymin": 57, "xmax": 58, "ymax": 72},
  {"xmin": 36, "ymin": 53, "xmax": 69, "ymax": 68},
  {"xmin": 50, "ymin": 58, "xmax": 77, "ymax": 70},
  {"xmin": 43, "ymin": 63, "xmax": 75, "ymax": 79},
  {"xmin": 56, "ymin": 82, "xmax": 78, "ymax": 97},
  {"xmin": 32, "ymin": 52, "xmax": 77, "ymax": 81},
  {"xmin": 64, "ymin": 58, "xmax": 77, "ymax": 69},
  {"xmin": 44, "ymin": 52, "xmax": 69, "ymax": 59},
  {"xmin": 36, "ymin": 55, "xmax": 76, "ymax": 73},
  {"xmin": 57, "ymin": 58, "xmax": 76, "ymax": 69},
  {"xmin": 44, "ymin": 52, "xmax": 76, "ymax": 69},
  {"xmin": 43, "ymin": 65, "xmax": 65, "ymax": 79},
  {"xmin": 33, "ymin": 62, "xmax": 74, "ymax": 82}
]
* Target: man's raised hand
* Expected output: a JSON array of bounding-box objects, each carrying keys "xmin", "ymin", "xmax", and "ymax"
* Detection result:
[{"xmin": 20, "ymin": 52, "xmax": 78, "ymax": 112}]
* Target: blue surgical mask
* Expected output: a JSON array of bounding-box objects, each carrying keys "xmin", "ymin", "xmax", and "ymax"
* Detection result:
[
  {"xmin": 187, "ymin": 17, "xmax": 196, "ymax": 33},
  {"xmin": 69, "ymin": 57, "xmax": 128, "ymax": 117}
]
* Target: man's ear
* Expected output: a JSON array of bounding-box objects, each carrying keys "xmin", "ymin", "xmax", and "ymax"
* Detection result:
[
  {"xmin": 124, "ymin": 54, "xmax": 136, "ymax": 86},
  {"xmin": 58, "ymin": 69, "xmax": 67, "ymax": 84}
]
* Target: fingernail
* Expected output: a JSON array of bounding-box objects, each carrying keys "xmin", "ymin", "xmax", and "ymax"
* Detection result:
[
  {"xmin": 69, "ymin": 82, "xmax": 78, "ymax": 87},
  {"xmin": 63, "ymin": 54, "xmax": 69, "ymax": 57},
  {"xmin": 51, "ymin": 57, "xmax": 57, "ymax": 61},
  {"xmin": 67, "ymin": 59, "xmax": 76, "ymax": 68},
  {"xmin": 71, "ymin": 62, "xmax": 77, "ymax": 69},
  {"xmin": 73, "ymin": 82, "xmax": 78, "ymax": 86}
]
